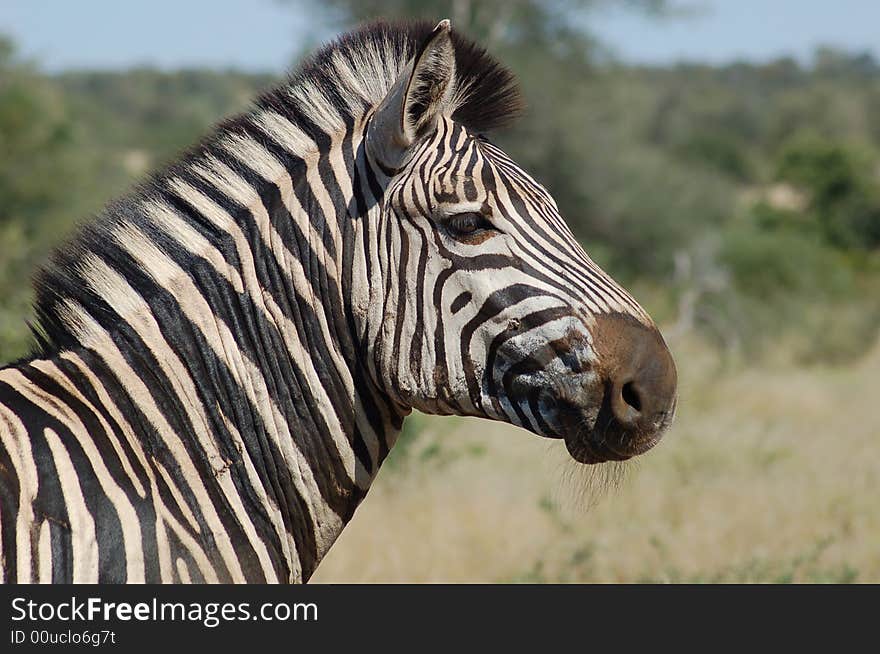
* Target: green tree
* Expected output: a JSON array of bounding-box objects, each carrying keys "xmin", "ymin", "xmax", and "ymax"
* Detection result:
[
  {"xmin": 288, "ymin": 0, "xmax": 673, "ymax": 48},
  {"xmin": 776, "ymin": 137, "xmax": 880, "ymax": 250},
  {"xmin": 0, "ymin": 38, "xmax": 82, "ymax": 237},
  {"xmin": 0, "ymin": 38, "xmax": 88, "ymax": 359}
]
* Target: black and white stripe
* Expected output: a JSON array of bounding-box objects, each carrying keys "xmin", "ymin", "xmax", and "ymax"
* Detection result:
[{"xmin": 0, "ymin": 20, "xmax": 669, "ymax": 584}]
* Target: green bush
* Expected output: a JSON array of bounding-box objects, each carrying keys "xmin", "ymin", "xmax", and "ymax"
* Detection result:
[
  {"xmin": 723, "ymin": 226, "xmax": 851, "ymax": 298},
  {"xmin": 775, "ymin": 136, "xmax": 880, "ymax": 250},
  {"xmin": 676, "ymin": 132, "xmax": 754, "ymax": 181},
  {"xmin": 716, "ymin": 222, "xmax": 880, "ymax": 362}
]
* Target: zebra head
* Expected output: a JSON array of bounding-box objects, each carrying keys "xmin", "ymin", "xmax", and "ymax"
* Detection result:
[{"xmin": 362, "ymin": 21, "xmax": 677, "ymax": 464}]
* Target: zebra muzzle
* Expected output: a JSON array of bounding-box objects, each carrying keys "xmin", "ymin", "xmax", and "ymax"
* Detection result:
[{"xmin": 558, "ymin": 313, "xmax": 678, "ymax": 464}]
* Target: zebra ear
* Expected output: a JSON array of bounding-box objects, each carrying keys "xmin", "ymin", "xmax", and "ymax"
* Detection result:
[{"xmin": 367, "ymin": 19, "xmax": 456, "ymax": 171}]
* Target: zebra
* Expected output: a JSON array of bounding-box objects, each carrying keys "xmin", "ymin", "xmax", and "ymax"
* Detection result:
[{"xmin": 0, "ymin": 19, "xmax": 677, "ymax": 584}]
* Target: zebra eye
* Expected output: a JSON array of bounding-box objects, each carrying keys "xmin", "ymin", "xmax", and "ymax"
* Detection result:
[{"xmin": 446, "ymin": 212, "xmax": 493, "ymax": 238}]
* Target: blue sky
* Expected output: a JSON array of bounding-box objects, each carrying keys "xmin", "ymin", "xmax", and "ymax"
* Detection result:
[
  {"xmin": 591, "ymin": 0, "xmax": 880, "ymax": 65},
  {"xmin": 1, "ymin": 0, "xmax": 879, "ymax": 72}
]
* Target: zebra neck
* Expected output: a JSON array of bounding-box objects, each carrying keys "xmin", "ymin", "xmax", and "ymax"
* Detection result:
[
  {"xmin": 159, "ymin": 131, "xmax": 407, "ymax": 579},
  {"xmin": 193, "ymin": 127, "xmax": 409, "ymax": 579},
  {"xmin": 30, "ymin": 131, "xmax": 404, "ymax": 582},
  {"xmin": 169, "ymin": 122, "xmax": 411, "ymax": 577}
]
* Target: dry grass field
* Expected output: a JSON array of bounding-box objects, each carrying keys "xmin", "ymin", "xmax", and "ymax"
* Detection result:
[{"xmin": 313, "ymin": 336, "xmax": 880, "ymax": 583}]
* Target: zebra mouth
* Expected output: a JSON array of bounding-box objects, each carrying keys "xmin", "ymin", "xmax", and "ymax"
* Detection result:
[
  {"xmin": 555, "ymin": 384, "xmax": 664, "ymax": 465},
  {"xmin": 506, "ymin": 369, "xmax": 669, "ymax": 465}
]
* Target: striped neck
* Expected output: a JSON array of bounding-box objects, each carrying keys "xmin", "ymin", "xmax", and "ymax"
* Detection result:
[
  {"xmin": 147, "ymin": 118, "xmax": 407, "ymax": 580},
  {"xmin": 25, "ymin": 110, "xmax": 404, "ymax": 583}
]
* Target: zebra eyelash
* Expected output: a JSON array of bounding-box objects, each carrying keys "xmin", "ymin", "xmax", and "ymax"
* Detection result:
[{"xmin": 443, "ymin": 211, "xmax": 497, "ymax": 239}]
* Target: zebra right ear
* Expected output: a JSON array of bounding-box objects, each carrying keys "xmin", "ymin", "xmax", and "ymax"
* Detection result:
[{"xmin": 366, "ymin": 19, "xmax": 456, "ymax": 171}]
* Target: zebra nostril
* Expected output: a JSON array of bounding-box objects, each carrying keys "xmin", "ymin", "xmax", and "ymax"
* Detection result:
[
  {"xmin": 621, "ymin": 381, "xmax": 641, "ymax": 412},
  {"xmin": 610, "ymin": 380, "xmax": 641, "ymax": 427}
]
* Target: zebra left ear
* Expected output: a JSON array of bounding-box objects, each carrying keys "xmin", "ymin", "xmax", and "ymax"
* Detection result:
[{"xmin": 367, "ymin": 19, "xmax": 456, "ymax": 171}]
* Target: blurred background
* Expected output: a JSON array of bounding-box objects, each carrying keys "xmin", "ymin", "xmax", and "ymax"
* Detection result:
[{"xmin": 1, "ymin": 0, "xmax": 878, "ymax": 582}]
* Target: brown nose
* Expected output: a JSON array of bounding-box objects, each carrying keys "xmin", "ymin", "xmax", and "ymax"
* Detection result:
[{"xmin": 593, "ymin": 313, "xmax": 677, "ymax": 433}]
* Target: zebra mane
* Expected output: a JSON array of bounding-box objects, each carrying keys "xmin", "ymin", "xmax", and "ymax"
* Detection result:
[
  {"xmin": 287, "ymin": 19, "xmax": 524, "ymax": 134},
  {"xmin": 28, "ymin": 20, "xmax": 522, "ymax": 357}
]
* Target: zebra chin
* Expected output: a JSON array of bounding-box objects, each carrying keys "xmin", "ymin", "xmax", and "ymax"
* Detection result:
[{"xmin": 555, "ymin": 391, "xmax": 671, "ymax": 465}]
